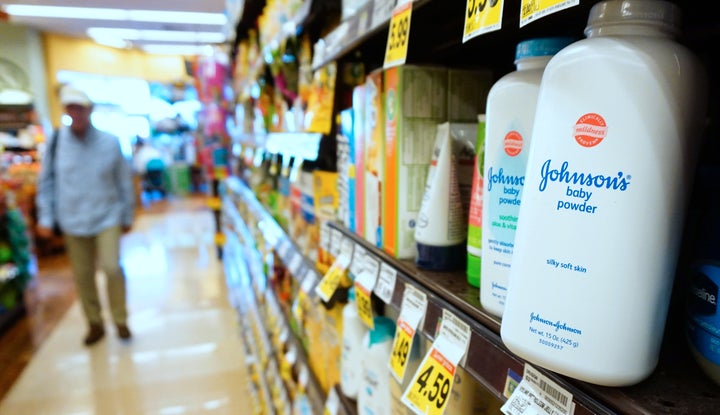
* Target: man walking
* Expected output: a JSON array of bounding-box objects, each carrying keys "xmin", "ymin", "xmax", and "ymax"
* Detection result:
[{"xmin": 36, "ymin": 84, "xmax": 135, "ymax": 346}]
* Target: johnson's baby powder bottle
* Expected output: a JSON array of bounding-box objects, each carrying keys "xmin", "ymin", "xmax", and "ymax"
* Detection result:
[
  {"xmin": 500, "ymin": 0, "xmax": 708, "ymax": 386},
  {"xmin": 481, "ymin": 37, "xmax": 573, "ymax": 317}
]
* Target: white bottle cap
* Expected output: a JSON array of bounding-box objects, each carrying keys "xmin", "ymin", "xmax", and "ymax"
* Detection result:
[{"xmin": 584, "ymin": 0, "xmax": 682, "ymax": 37}]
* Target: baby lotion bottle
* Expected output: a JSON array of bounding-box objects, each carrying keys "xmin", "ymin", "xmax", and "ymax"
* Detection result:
[
  {"xmin": 501, "ymin": 0, "xmax": 708, "ymax": 386},
  {"xmin": 481, "ymin": 37, "xmax": 573, "ymax": 317}
]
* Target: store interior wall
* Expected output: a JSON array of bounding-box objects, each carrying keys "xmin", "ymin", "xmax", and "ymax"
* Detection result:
[
  {"xmin": 42, "ymin": 34, "xmax": 190, "ymax": 127},
  {"xmin": 0, "ymin": 22, "xmax": 51, "ymax": 132}
]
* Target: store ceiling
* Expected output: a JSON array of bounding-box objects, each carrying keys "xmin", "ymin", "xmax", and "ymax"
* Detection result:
[{"xmin": 2, "ymin": 0, "xmax": 231, "ymax": 53}]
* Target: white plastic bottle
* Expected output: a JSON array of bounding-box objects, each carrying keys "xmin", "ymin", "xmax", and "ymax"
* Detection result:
[
  {"xmin": 340, "ymin": 288, "xmax": 368, "ymax": 399},
  {"xmin": 357, "ymin": 316, "xmax": 395, "ymax": 415},
  {"xmin": 501, "ymin": 0, "xmax": 708, "ymax": 386},
  {"xmin": 481, "ymin": 37, "xmax": 574, "ymax": 317}
]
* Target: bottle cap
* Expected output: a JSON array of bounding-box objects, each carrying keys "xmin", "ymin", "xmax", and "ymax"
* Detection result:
[
  {"xmin": 585, "ymin": 0, "xmax": 681, "ymax": 37},
  {"xmin": 466, "ymin": 253, "xmax": 481, "ymax": 288},
  {"xmin": 515, "ymin": 37, "xmax": 575, "ymax": 62},
  {"xmin": 369, "ymin": 316, "xmax": 396, "ymax": 346}
]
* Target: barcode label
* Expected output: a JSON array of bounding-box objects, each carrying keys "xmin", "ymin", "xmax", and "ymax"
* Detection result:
[
  {"xmin": 539, "ymin": 378, "xmax": 568, "ymax": 408},
  {"xmin": 522, "ymin": 364, "xmax": 573, "ymax": 415}
]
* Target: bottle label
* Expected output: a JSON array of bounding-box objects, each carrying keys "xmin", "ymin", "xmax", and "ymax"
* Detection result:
[
  {"xmin": 688, "ymin": 264, "xmax": 720, "ymax": 366},
  {"xmin": 537, "ymin": 159, "xmax": 631, "ymax": 215},
  {"xmin": 526, "ymin": 311, "xmax": 582, "ymax": 351}
]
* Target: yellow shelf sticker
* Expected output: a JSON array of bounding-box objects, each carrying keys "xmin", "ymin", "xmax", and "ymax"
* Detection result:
[
  {"xmin": 355, "ymin": 282, "xmax": 375, "ymax": 329},
  {"xmin": 207, "ymin": 196, "xmax": 222, "ymax": 210},
  {"xmin": 315, "ymin": 253, "xmax": 351, "ymax": 303},
  {"xmin": 390, "ymin": 319, "xmax": 415, "ymax": 382},
  {"xmin": 463, "ymin": 0, "xmax": 504, "ymax": 43},
  {"xmin": 384, "ymin": 1, "xmax": 413, "ymax": 69},
  {"xmin": 402, "ymin": 347, "xmax": 455, "ymax": 415},
  {"xmin": 519, "ymin": 0, "xmax": 579, "ymax": 27}
]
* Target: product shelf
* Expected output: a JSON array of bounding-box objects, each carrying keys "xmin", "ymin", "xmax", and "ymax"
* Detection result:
[{"xmin": 222, "ymin": 181, "xmax": 357, "ymax": 415}]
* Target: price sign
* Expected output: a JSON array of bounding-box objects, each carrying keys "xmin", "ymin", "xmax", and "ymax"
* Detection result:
[
  {"xmin": 207, "ymin": 196, "xmax": 222, "ymax": 210},
  {"xmin": 383, "ymin": 1, "xmax": 413, "ymax": 68},
  {"xmin": 502, "ymin": 364, "xmax": 574, "ymax": 415},
  {"xmin": 354, "ymin": 265, "xmax": 379, "ymax": 329},
  {"xmin": 375, "ymin": 262, "xmax": 397, "ymax": 304},
  {"xmin": 320, "ymin": 221, "xmax": 331, "ymax": 252},
  {"xmin": 402, "ymin": 348, "xmax": 455, "ymax": 415},
  {"xmin": 389, "ymin": 285, "xmax": 428, "ymax": 382},
  {"xmin": 315, "ymin": 253, "xmax": 351, "ymax": 302},
  {"xmin": 301, "ymin": 269, "xmax": 319, "ymax": 295},
  {"xmin": 402, "ymin": 310, "xmax": 470, "ymax": 415},
  {"xmin": 289, "ymin": 252, "xmax": 304, "ymax": 276},
  {"xmin": 519, "ymin": 0, "xmax": 579, "ymax": 27},
  {"xmin": 463, "ymin": 0, "xmax": 504, "ymax": 43},
  {"xmin": 324, "ymin": 387, "xmax": 340, "ymax": 415},
  {"xmin": 330, "ymin": 228, "xmax": 344, "ymax": 258},
  {"xmin": 350, "ymin": 244, "xmax": 368, "ymax": 277},
  {"xmin": 277, "ymin": 239, "xmax": 291, "ymax": 260}
]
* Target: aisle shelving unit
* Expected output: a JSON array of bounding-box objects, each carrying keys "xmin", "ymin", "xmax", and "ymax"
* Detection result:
[{"xmin": 222, "ymin": 0, "xmax": 720, "ymax": 413}]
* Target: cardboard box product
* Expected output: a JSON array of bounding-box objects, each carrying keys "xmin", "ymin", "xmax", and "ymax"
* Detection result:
[
  {"xmin": 383, "ymin": 65, "xmax": 449, "ymax": 259},
  {"xmin": 364, "ymin": 69, "xmax": 385, "ymax": 248},
  {"xmin": 447, "ymin": 68, "xmax": 493, "ymax": 122},
  {"xmin": 336, "ymin": 109, "xmax": 355, "ymax": 233},
  {"xmin": 352, "ymin": 85, "xmax": 366, "ymax": 237}
]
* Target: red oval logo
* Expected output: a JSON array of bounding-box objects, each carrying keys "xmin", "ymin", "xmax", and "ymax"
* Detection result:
[
  {"xmin": 504, "ymin": 131, "xmax": 523, "ymax": 157},
  {"xmin": 574, "ymin": 113, "xmax": 607, "ymax": 148}
]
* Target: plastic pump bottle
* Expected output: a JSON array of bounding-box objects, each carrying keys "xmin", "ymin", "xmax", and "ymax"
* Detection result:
[
  {"xmin": 480, "ymin": 37, "xmax": 573, "ymax": 317},
  {"xmin": 501, "ymin": 0, "xmax": 708, "ymax": 387}
]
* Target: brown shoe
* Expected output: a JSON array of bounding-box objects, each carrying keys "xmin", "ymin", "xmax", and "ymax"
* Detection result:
[
  {"xmin": 117, "ymin": 324, "xmax": 132, "ymax": 340},
  {"xmin": 84, "ymin": 324, "xmax": 105, "ymax": 346}
]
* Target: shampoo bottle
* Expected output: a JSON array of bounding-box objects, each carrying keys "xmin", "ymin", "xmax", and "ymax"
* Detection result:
[{"xmin": 501, "ymin": 0, "xmax": 708, "ymax": 386}]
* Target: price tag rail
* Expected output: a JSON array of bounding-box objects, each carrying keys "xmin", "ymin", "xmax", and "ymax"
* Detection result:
[{"xmin": 327, "ymin": 221, "xmax": 614, "ymax": 415}]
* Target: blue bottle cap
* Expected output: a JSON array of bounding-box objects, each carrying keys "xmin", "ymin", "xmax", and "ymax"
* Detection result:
[{"xmin": 515, "ymin": 37, "xmax": 575, "ymax": 61}]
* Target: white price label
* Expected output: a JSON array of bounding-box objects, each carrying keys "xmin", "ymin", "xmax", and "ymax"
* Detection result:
[
  {"xmin": 277, "ymin": 239, "xmax": 291, "ymax": 259},
  {"xmin": 399, "ymin": 285, "xmax": 428, "ymax": 332},
  {"xmin": 320, "ymin": 221, "xmax": 331, "ymax": 252},
  {"xmin": 350, "ymin": 244, "xmax": 368, "ymax": 277},
  {"xmin": 375, "ymin": 262, "xmax": 397, "ymax": 304},
  {"xmin": 324, "ymin": 387, "xmax": 340, "ymax": 415},
  {"xmin": 330, "ymin": 228, "xmax": 344, "ymax": 258},
  {"xmin": 302, "ymin": 269, "xmax": 319, "ymax": 294},
  {"xmin": 502, "ymin": 364, "xmax": 574, "ymax": 415},
  {"xmin": 289, "ymin": 252, "xmax": 304, "ymax": 276}
]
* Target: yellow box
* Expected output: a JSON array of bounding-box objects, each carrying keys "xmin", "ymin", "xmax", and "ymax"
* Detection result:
[{"xmin": 364, "ymin": 69, "xmax": 385, "ymax": 247}]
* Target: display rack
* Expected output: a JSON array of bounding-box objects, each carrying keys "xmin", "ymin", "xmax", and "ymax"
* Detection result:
[
  {"xmin": 223, "ymin": 0, "xmax": 720, "ymax": 413},
  {"xmin": 223, "ymin": 176, "xmax": 720, "ymax": 414},
  {"xmin": 222, "ymin": 181, "xmax": 356, "ymax": 415}
]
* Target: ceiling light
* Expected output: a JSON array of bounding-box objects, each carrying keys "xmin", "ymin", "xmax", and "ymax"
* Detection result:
[
  {"xmin": 141, "ymin": 44, "xmax": 214, "ymax": 56},
  {"xmin": 87, "ymin": 28, "xmax": 225, "ymax": 43},
  {"xmin": 91, "ymin": 36, "xmax": 131, "ymax": 49},
  {"xmin": 5, "ymin": 5, "xmax": 226, "ymax": 25}
]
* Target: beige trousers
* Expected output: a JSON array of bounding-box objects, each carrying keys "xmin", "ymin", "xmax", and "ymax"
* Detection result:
[{"xmin": 64, "ymin": 225, "xmax": 127, "ymax": 326}]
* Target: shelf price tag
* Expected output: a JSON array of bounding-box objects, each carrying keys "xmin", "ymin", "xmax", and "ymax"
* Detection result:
[
  {"xmin": 315, "ymin": 253, "xmax": 351, "ymax": 302},
  {"xmin": 501, "ymin": 364, "xmax": 575, "ymax": 415},
  {"xmin": 463, "ymin": 0, "xmax": 504, "ymax": 43},
  {"xmin": 206, "ymin": 196, "xmax": 222, "ymax": 210},
  {"xmin": 354, "ymin": 260, "xmax": 380, "ymax": 329},
  {"xmin": 330, "ymin": 228, "xmax": 344, "ymax": 259},
  {"xmin": 301, "ymin": 269, "xmax": 319, "ymax": 295},
  {"xmin": 383, "ymin": 1, "xmax": 413, "ymax": 69},
  {"xmin": 402, "ymin": 309, "xmax": 471, "ymax": 415},
  {"xmin": 519, "ymin": 0, "xmax": 579, "ymax": 28},
  {"xmin": 288, "ymin": 252, "xmax": 304, "ymax": 276},
  {"xmin": 323, "ymin": 387, "xmax": 340, "ymax": 415},
  {"xmin": 389, "ymin": 284, "xmax": 428, "ymax": 382},
  {"xmin": 375, "ymin": 262, "xmax": 397, "ymax": 304},
  {"xmin": 350, "ymin": 244, "xmax": 368, "ymax": 277}
]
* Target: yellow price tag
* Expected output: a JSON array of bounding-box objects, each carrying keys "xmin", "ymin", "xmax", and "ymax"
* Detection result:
[
  {"xmin": 355, "ymin": 282, "xmax": 375, "ymax": 329},
  {"xmin": 383, "ymin": 1, "xmax": 413, "ymax": 68},
  {"xmin": 206, "ymin": 196, "xmax": 222, "ymax": 210},
  {"xmin": 520, "ymin": 0, "xmax": 579, "ymax": 27},
  {"xmin": 389, "ymin": 319, "xmax": 414, "ymax": 381},
  {"xmin": 463, "ymin": 0, "xmax": 503, "ymax": 43},
  {"xmin": 214, "ymin": 232, "xmax": 226, "ymax": 246},
  {"xmin": 402, "ymin": 348, "xmax": 455, "ymax": 415},
  {"xmin": 280, "ymin": 359, "xmax": 292, "ymax": 381},
  {"xmin": 315, "ymin": 255, "xmax": 350, "ymax": 303}
]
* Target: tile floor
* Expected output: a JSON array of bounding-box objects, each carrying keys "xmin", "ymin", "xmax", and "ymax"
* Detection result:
[{"xmin": 0, "ymin": 201, "xmax": 250, "ymax": 414}]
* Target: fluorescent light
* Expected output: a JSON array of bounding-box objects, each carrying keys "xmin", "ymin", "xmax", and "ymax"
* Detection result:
[
  {"xmin": 141, "ymin": 44, "xmax": 214, "ymax": 56},
  {"xmin": 5, "ymin": 5, "xmax": 226, "ymax": 25},
  {"xmin": 87, "ymin": 28, "xmax": 225, "ymax": 43},
  {"xmin": 92, "ymin": 36, "xmax": 131, "ymax": 49}
]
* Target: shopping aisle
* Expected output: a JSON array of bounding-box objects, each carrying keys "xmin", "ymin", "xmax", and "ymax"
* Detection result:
[{"xmin": 0, "ymin": 198, "xmax": 250, "ymax": 414}]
